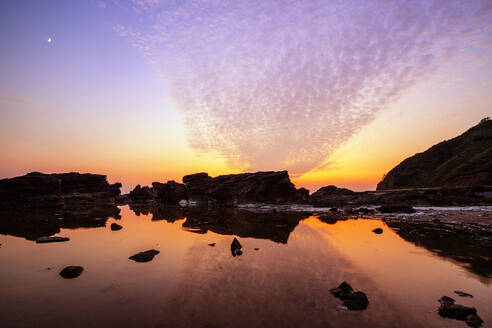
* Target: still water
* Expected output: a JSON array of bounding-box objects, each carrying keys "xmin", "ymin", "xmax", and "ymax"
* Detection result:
[{"xmin": 0, "ymin": 205, "xmax": 491, "ymax": 328}]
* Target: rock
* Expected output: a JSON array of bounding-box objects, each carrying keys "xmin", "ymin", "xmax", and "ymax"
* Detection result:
[
  {"xmin": 36, "ymin": 236, "xmax": 70, "ymax": 243},
  {"xmin": 183, "ymin": 171, "xmax": 308, "ymax": 206},
  {"xmin": 254, "ymin": 248, "xmax": 259, "ymax": 251},
  {"xmin": 329, "ymin": 281, "xmax": 354, "ymax": 300},
  {"xmin": 454, "ymin": 290, "xmax": 473, "ymax": 297},
  {"xmin": 129, "ymin": 249, "xmax": 160, "ymax": 263},
  {"xmin": 466, "ymin": 314, "xmax": 484, "ymax": 327},
  {"xmin": 128, "ymin": 185, "xmax": 153, "ymax": 204},
  {"xmin": 152, "ymin": 181, "xmax": 186, "ymax": 204},
  {"xmin": 231, "ymin": 237, "xmax": 242, "ymax": 257},
  {"xmin": 343, "ymin": 291, "xmax": 369, "ymax": 311},
  {"xmin": 455, "ymin": 290, "xmax": 473, "ymax": 298},
  {"xmin": 208, "ymin": 243, "xmax": 216, "ymax": 247},
  {"xmin": 377, "ymin": 205, "xmax": 416, "ymax": 213},
  {"xmin": 438, "ymin": 296, "xmax": 477, "ymax": 320},
  {"xmin": 110, "ymin": 223, "xmax": 122, "ymax": 231},
  {"xmin": 59, "ymin": 266, "xmax": 84, "ymax": 279},
  {"xmin": 432, "ymin": 219, "xmax": 441, "ymax": 223},
  {"xmin": 372, "ymin": 228, "xmax": 383, "ymax": 234},
  {"xmin": 0, "ymin": 172, "xmax": 121, "ymax": 209}
]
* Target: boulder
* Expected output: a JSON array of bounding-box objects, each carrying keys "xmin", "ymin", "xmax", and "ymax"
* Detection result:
[
  {"xmin": 128, "ymin": 185, "xmax": 153, "ymax": 204},
  {"xmin": 59, "ymin": 266, "xmax": 84, "ymax": 279},
  {"xmin": 129, "ymin": 249, "xmax": 160, "ymax": 262},
  {"xmin": 182, "ymin": 173, "xmax": 212, "ymax": 203},
  {"xmin": 152, "ymin": 181, "xmax": 186, "ymax": 204},
  {"xmin": 36, "ymin": 236, "xmax": 70, "ymax": 243}
]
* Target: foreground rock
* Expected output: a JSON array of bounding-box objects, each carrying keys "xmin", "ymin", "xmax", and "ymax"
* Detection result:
[
  {"xmin": 129, "ymin": 249, "xmax": 160, "ymax": 262},
  {"xmin": 36, "ymin": 236, "xmax": 70, "ymax": 243},
  {"xmin": 330, "ymin": 281, "xmax": 369, "ymax": 311},
  {"xmin": 231, "ymin": 237, "xmax": 242, "ymax": 257},
  {"xmin": 438, "ymin": 296, "xmax": 482, "ymax": 327},
  {"xmin": 372, "ymin": 228, "xmax": 383, "ymax": 234},
  {"xmin": 183, "ymin": 171, "xmax": 309, "ymax": 207},
  {"xmin": 0, "ymin": 172, "xmax": 121, "ymax": 209},
  {"xmin": 110, "ymin": 223, "xmax": 122, "ymax": 231},
  {"xmin": 59, "ymin": 266, "xmax": 84, "ymax": 279}
]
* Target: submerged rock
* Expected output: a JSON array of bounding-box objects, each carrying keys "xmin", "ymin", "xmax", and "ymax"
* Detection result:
[
  {"xmin": 110, "ymin": 223, "xmax": 122, "ymax": 231},
  {"xmin": 438, "ymin": 296, "xmax": 477, "ymax": 320},
  {"xmin": 372, "ymin": 228, "xmax": 383, "ymax": 234},
  {"xmin": 36, "ymin": 236, "xmax": 70, "ymax": 243},
  {"xmin": 343, "ymin": 291, "xmax": 369, "ymax": 310},
  {"xmin": 455, "ymin": 291, "xmax": 473, "ymax": 298},
  {"xmin": 231, "ymin": 237, "xmax": 242, "ymax": 257},
  {"xmin": 129, "ymin": 249, "xmax": 160, "ymax": 263},
  {"xmin": 59, "ymin": 266, "xmax": 84, "ymax": 279}
]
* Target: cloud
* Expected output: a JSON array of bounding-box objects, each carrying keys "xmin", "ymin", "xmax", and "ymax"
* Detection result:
[{"xmin": 115, "ymin": 0, "xmax": 491, "ymax": 174}]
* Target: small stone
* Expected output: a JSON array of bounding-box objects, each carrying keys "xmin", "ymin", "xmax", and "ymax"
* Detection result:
[
  {"xmin": 231, "ymin": 237, "xmax": 242, "ymax": 257},
  {"xmin": 330, "ymin": 281, "xmax": 354, "ymax": 300},
  {"xmin": 254, "ymin": 248, "xmax": 259, "ymax": 251},
  {"xmin": 36, "ymin": 236, "xmax": 70, "ymax": 243},
  {"xmin": 343, "ymin": 291, "xmax": 369, "ymax": 310},
  {"xmin": 454, "ymin": 291, "xmax": 473, "ymax": 298},
  {"xmin": 372, "ymin": 228, "xmax": 383, "ymax": 234},
  {"xmin": 111, "ymin": 223, "xmax": 123, "ymax": 231},
  {"xmin": 208, "ymin": 243, "xmax": 216, "ymax": 247},
  {"xmin": 129, "ymin": 249, "xmax": 160, "ymax": 263},
  {"xmin": 59, "ymin": 266, "xmax": 84, "ymax": 279}
]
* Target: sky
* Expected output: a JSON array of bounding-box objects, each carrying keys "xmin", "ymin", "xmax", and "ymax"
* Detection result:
[{"xmin": 0, "ymin": 0, "xmax": 491, "ymax": 192}]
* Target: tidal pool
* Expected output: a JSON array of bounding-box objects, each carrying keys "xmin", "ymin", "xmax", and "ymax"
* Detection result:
[{"xmin": 0, "ymin": 206, "xmax": 490, "ymax": 327}]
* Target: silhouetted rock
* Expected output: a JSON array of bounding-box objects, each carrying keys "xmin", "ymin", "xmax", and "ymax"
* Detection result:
[
  {"xmin": 378, "ymin": 205, "xmax": 416, "ymax": 213},
  {"xmin": 128, "ymin": 185, "xmax": 153, "ymax": 204},
  {"xmin": 329, "ymin": 281, "xmax": 354, "ymax": 300},
  {"xmin": 0, "ymin": 172, "xmax": 121, "ymax": 209},
  {"xmin": 183, "ymin": 171, "xmax": 308, "ymax": 206},
  {"xmin": 152, "ymin": 181, "xmax": 186, "ymax": 204},
  {"xmin": 59, "ymin": 266, "xmax": 84, "ymax": 279},
  {"xmin": 36, "ymin": 236, "xmax": 70, "ymax": 243},
  {"xmin": 208, "ymin": 243, "xmax": 215, "ymax": 247},
  {"xmin": 455, "ymin": 291, "xmax": 473, "ymax": 298},
  {"xmin": 372, "ymin": 228, "xmax": 383, "ymax": 234},
  {"xmin": 110, "ymin": 223, "xmax": 122, "ymax": 231},
  {"xmin": 231, "ymin": 237, "xmax": 242, "ymax": 256},
  {"xmin": 438, "ymin": 296, "xmax": 477, "ymax": 321},
  {"xmin": 343, "ymin": 291, "xmax": 369, "ymax": 311},
  {"xmin": 129, "ymin": 249, "xmax": 160, "ymax": 262},
  {"xmin": 378, "ymin": 118, "xmax": 492, "ymax": 190}
]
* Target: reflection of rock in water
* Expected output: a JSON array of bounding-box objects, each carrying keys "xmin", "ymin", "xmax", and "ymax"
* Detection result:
[
  {"xmin": 182, "ymin": 209, "xmax": 309, "ymax": 244},
  {"xmin": 386, "ymin": 219, "xmax": 492, "ymax": 281},
  {"xmin": 0, "ymin": 205, "xmax": 120, "ymax": 241},
  {"xmin": 129, "ymin": 204, "xmax": 186, "ymax": 222}
]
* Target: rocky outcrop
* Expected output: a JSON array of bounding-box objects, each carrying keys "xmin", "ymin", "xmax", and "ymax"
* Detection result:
[
  {"xmin": 183, "ymin": 171, "xmax": 308, "ymax": 206},
  {"xmin": 377, "ymin": 118, "xmax": 492, "ymax": 190},
  {"xmin": 128, "ymin": 185, "xmax": 153, "ymax": 204},
  {"xmin": 152, "ymin": 181, "xmax": 186, "ymax": 204},
  {"xmin": 0, "ymin": 172, "xmax": 121, "ymax": 209}
]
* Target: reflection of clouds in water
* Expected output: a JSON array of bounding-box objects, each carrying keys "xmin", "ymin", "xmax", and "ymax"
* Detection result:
[{"xmin": 116, "ymin": 0, "xmax": 491, "ymax": 173}]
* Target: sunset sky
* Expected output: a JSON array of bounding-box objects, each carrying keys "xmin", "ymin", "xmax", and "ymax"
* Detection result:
[{"xmin": 0, "ymin": 0, "xmax": 490, "ymax": 192}]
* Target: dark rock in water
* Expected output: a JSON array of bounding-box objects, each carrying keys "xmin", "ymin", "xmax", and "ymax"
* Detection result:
[
  {"xmin": 129, "ymin": 249, "xmax": 160, "ymax": 262},
  {"xmin": 36, "ymin": 236, "xmax": 70, "ymax": 243},
  {"xmin": 208, "ymin": 243, "xmax": 216, "ymax": 247},
  {"xmin": 372, "ymin": 228, "xmax": 383, "ymax": 234},
  {"xmin": 343, "ymin": 291, "xmax": 369, "ymax": 311},
  {"xmin": 377, "ymin": 118, "xmax": 492, "ymax": 190},
  {"xmin": 128, "ymin": 185, "xmax": 153, "ymax": 204},
  {"xmin": 466, "ymin": 314, "xmax": 484, "ymax": 327},
  {"xmin": 183, "ymin": 171, "xmax": 308, "ymax": 206},
  {"xmin": 231, "ymin": 237, "xmax": 242, "ymax": 257},
  {"xmin": 378, "ymin": 205, "xmax": 416, "ymax": 213},
  {"xmin": 110, "ymin": 223, "xmax": 122, "ymax": 231},
  {"xmin": 455, "ymin": 291, "xmax": 473, "ymax": 298},
  {"xmin": 0, "ymin": 172, "xmax": 121, "ymax": 209},
  {"xmin": 329, "ymin": 281, "xmax": 354, "ymax": 300},
  {"xmin": 254, "ymin": 248, "xmax": 259, "ymax": 251},
  {"xmin": 438, "ymin": 296, "xmax": 477, "ymax": 320},
  {"xmin": 59, "ymin": 266, "xmax": 83, "ymax": 279},
  {"xmin": 152, "ymin": 180, "xmax": 186, "ymax": 204}
]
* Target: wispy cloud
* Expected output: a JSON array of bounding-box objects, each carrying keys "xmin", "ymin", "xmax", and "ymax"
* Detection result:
[{"xmin": 115, "ymin": 0, "xmax": 491, "ymax": 174}]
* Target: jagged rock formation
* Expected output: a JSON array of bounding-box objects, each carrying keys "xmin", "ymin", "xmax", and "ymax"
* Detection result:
[
  {"xmin": 0, "ymin": 172, "xmax": 121, "ymax": 209},
  {"xmin": 128, "ymin": 185, "xmax": 153, "ymax": 204},
  {"xmin": 377, "ymin": 118, "xmax": 492, "ymax": 190},
  {"xmin": 152, "ymin": 181, "xmax": 186, "ymax": 203}
]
